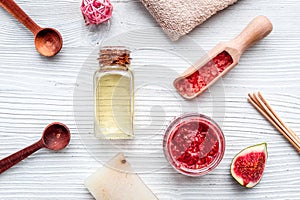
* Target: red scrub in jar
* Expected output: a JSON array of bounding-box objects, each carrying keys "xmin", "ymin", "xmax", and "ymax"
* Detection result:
[{"xmin": 163, "ymin": 114, "xmax": 225, "ymax": 176}]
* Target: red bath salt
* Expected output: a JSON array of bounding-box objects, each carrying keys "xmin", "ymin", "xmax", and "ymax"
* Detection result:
[
  {"xmin": 163, "ymin": 114, "xmax": 225, "ymax": 176},
  {"xmin": 168, "ymin": 120, "xmax": 220, "ymax": 170},
  {"xmin": 175, "ymin": 51, "xmax": 233, "ymax": 97}
]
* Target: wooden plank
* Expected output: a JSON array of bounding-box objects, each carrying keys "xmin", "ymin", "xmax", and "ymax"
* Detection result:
[{"xmin": 0, "ymin": 0, "xmax": 299, "ymax": 199}]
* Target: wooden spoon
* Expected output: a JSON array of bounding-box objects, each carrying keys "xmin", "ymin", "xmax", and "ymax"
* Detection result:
[
  {"xmin": 174, "ymin": 16, "xmax": 273, "ymax": 99},
  {"xmin": 0, "ymin": 0, "xmax": 63, "ymax": 57},
  {"xmin": 0, "ymin": 122, "xmax": 70, "ymax": 174}
]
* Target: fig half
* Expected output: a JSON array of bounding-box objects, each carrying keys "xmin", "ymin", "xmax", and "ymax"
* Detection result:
[{"xmin": 230, "ymin": 143, "xmax": 268, "ymax": 188}]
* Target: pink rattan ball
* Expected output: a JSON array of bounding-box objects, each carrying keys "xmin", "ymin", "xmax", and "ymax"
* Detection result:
[{"xmin": 81, "ymin": 0, "xmax": 113, "ymax": 25}]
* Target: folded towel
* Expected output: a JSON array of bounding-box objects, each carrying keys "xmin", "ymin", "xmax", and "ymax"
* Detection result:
[{"xmin": 140, "ymin": 0, "xmax": 238, "ymax": 41}]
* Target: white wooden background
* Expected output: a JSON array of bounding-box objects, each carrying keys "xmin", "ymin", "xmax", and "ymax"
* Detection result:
[{"xmin": 1, "ymin": 0, "xmax": 300, "ymax": 199}]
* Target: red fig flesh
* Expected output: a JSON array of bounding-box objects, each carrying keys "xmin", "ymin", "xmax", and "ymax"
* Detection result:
[{"xmin": 230, "ymin": 143, "xmax": 268, "ymax": 188}]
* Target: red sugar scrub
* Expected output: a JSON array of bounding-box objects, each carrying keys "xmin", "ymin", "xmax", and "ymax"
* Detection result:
[
  {"xmin": 174, "ymin": 51, "xmax": 233, "ymax": 98},
  {"xmin": 163, "ymin": 114, "xmax": 225, "ymax": 176}
]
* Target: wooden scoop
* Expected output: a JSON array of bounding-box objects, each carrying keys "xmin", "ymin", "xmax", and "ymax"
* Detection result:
[
  {"xmin": 0, "ymin": 122, "xmax": 70, "ymax": 174},
  {"xmin": 0, "ymin": 0, "xmax": 63, "ymax": 57},
  {"xmin": 174, "ymin": 16, "xmax": 273, "ymax": 99}
]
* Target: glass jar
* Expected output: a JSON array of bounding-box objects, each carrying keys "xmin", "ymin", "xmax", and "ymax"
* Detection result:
[
  {"xmin": 94, "ymin": 46, "xmax": 134, "ymax": 139},
  {"xmin": 163, "ymin": 113, "xmax": 225, "ymax": 176}
]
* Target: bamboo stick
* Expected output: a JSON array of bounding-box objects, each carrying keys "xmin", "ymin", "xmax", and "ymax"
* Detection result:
[{"xmin": 248, "ymin": 92, "xmax": 300, "ymax": 153}]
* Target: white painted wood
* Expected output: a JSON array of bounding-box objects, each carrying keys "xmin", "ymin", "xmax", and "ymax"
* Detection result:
[{"xmin": 0, "ymin": 0, "xmax": 300, "ymax": 199}]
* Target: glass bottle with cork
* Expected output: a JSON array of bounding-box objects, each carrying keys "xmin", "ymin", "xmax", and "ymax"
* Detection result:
[{"xmin": 94, "ymin": 46, "xmax": 134, "ymax": 139}]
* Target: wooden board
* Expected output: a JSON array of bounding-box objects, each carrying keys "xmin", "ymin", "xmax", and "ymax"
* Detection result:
[{"xmin": 0, "ymin": 0, "xmax": 299, "ymax": 199}]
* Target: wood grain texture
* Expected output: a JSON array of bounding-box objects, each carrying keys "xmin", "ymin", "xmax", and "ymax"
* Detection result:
[{"xmin": 0, "ymin": 0, "xmax": 300, "ymax": 199}]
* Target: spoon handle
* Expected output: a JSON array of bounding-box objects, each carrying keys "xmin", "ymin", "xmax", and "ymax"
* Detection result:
[
  {"xmin": 227, "ymin": 15, "xmax": 273, "ymax": 55},
  {"xmin": 0, "ymin": 140, "xmax": 44, "ymax": 174},
  {"xmin": 0, "ymin": 0, "xmax": 42, "ymax": 35}
]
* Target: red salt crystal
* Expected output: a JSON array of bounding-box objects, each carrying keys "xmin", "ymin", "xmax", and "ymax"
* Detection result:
[
  {"xmin": 164, "ymin": 114, "xmax": 225, "ymax": 176},
  {"xmin": 176, "ymin": 51, "xmax": 233, "ymax": 97},
  {"xmin": 169, "ymin": 120, "xmax": 220, "ymax": 169}
]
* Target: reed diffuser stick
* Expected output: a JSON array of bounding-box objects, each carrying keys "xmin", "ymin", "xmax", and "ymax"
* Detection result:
[{"xmin": 248, "ymin": 92, "xmax": 300, "ymax": 153}]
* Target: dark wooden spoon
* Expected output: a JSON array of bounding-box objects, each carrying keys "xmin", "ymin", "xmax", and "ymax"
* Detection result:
[
  {"xmin": 0, "ymin": 122, "xmax": 70, "ymax": 174},
  {"xmin": 0, "ymin": 0, "xmax": 63, "ymax": 57}
]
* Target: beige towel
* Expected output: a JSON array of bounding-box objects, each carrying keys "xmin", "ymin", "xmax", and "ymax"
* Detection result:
[{"xmin": 140, "ymin": 0, "xmax": 238, "ymax": 41}]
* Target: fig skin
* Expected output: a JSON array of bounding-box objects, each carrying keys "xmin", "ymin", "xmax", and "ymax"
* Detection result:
[{"xmin": 230, "ymin": 143, "xmax": 268, "ymax": 188}]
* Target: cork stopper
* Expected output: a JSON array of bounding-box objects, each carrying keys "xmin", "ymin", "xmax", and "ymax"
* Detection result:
[{"xmin": 99, "ymin": 46, "xmax": 131, "ymax": 66}]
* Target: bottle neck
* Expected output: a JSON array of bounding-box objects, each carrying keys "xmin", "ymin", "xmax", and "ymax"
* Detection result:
[{"xmin": 99, "ymin": 64, "xmax": 129, "ymax": 71}]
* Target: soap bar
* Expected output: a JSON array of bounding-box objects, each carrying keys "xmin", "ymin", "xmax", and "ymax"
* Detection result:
[{"xmin": 85, "ymin": 153, "xmax": 158, "ymax": 200}]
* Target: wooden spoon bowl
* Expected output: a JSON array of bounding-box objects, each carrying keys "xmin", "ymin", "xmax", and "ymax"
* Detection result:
[
  {"xmin": 42, "ymin": 122, "xmax": 70, "ymax": 150},
  {"xmin": 35, "ymin": 28, "xmax": 63, "ymax": 57}
]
